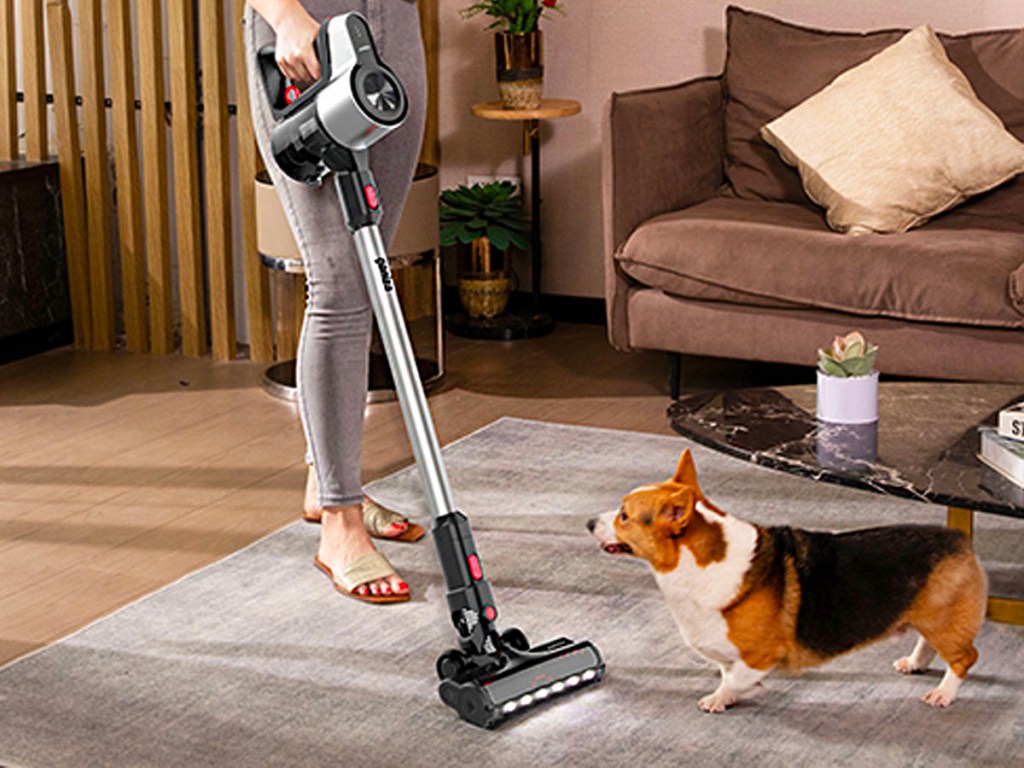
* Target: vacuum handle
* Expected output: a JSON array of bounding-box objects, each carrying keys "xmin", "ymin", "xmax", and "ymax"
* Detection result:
[
  {"xmin": 338, "ymin": 172, "xmax": 457, "ymax": 520},
  {"xmin": 257, "ymin": 23, "xmax": 331, "ymax": 120}
]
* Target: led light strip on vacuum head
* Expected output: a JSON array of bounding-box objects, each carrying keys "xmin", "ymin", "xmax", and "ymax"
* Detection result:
[{"xmin": 498, "ymin": 668, "xmax": 603, "ymax": 717}]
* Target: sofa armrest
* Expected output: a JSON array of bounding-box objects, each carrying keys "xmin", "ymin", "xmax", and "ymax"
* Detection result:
[{"xmin": 603, "ymin": 76, "xmax": 725, "ymax": 349}]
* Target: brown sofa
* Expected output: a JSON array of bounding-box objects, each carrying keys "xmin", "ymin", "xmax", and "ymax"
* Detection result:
[{"xmin": 603, "ymin": 8, "xmax": 1024, "ymax": 384}]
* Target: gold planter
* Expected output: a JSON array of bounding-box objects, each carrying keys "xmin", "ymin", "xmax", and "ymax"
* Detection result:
[
  {"xmin": 459, "ymin": 236, "xmax": 510, "ymax": 318},
  {"xmin": 459, "ymin": 272, "xmax": 510, "ymax": 319},
  {"xmin": 496, "ymin": 31, "xmax": 543, "ymax": 110}
]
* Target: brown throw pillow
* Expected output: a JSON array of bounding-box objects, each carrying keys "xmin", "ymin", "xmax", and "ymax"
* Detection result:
[
  {"xmin": 723, "ymin": 6, "xmax": 1024, "ymax": 205},
  {"xmin": 760, "ymin": 25, "xmax": 1024, "ymax": 234}
]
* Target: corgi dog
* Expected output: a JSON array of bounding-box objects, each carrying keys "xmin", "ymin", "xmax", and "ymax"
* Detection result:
[{"xmin": 587, "ymin": 449, "xmax": 987, "ymax": 713}]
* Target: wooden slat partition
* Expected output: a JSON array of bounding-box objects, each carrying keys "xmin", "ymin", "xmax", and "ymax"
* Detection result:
[
  {"xmin": 200, "ymin": 0, "xmax": 236, "ymax": 361},
  {"xmin": 168, "ymin": 0, "xmax": 207, "ymax": 357},
  {"xmin": 108, "ymin": 0, "xmax": 148, "ymax": 352},
  {"xmin": 0, "ymin": 0, "xmax": 17, "ymax": 159},
  {"xmin": 44, "ymin": 0, "xmax": 90, "ymax": 346},
  {"xmin": 417, "ymin": 0, "xmax": 439, "ymax": 167},
  {"xmin": 137, "ymin": 0, "xmax": 174, "ymax": 355},
  {"xmin": 20, "ymin": 0, "xmax": 47, "ymax": 160},
  {"xmin": 79, "ymin": 0, "xmax": 115, "ymax": 349},
  {"xmin": 233, "ymin": 0, "xmax": 274, "ymax": 364},
  {"xmin": 27, "ymin": 0, "xmax": 438, "ymax": 362}
]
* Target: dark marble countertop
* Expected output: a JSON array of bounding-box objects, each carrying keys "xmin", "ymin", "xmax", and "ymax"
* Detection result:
[{"xmin": 668, "ymin": 382, "xmax": 1024, "ymax": 520}]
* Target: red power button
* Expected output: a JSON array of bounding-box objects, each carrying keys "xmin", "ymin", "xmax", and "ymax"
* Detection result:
[
  {"xmin": 363, "ymin": 184, "xmax": 379, "ymax": 210},
  {"xmin": 467, "ymin": 554, "xmax": 483, "ymax": 581}
]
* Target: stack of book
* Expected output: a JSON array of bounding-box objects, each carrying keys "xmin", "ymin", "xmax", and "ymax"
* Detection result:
[{"xmin": 978, "ymin": 403, "xmax": 1024, "ymax": 487}]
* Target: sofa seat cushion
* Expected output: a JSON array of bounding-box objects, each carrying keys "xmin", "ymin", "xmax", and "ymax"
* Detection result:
[{"xmin": 617, "ymin": 197, "xmax": 1024, "ymax": 328}]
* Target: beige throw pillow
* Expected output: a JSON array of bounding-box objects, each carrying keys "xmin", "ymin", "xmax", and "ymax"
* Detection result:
[{"xmin": 760, "ymin": 24, "xmax": 1024, "ymax": 234}]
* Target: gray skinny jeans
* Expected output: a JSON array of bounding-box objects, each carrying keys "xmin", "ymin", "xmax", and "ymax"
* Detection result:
[{"xmin": 244, "ymin": 1, "xmax": 426, "ymax": 507}]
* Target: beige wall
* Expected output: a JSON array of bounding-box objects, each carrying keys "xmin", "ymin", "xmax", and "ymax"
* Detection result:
[{"xmin": 437, "ymin": 0, "xmax": 1024, "ymax": 300}]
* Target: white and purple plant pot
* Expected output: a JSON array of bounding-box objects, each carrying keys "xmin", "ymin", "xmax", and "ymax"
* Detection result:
[{"xmin": 816, "ymin": 368, "xmax": 879, "ymax": 425}]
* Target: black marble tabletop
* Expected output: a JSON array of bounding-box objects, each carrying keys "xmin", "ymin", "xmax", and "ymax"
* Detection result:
[{"xmin": 668, "ymin": 382, "xmax": 1024, "ymax": 520}]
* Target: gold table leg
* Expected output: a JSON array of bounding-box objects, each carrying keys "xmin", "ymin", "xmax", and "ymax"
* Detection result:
[
  {"xmin": 947, "ymin": 507, "xmax": 1023, "ymax": 625},
  {"xmin": 523, "ymin": 118, "xmax": 539, "ymax": 156}
]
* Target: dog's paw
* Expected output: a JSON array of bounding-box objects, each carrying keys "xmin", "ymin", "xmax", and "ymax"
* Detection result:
[
  {"xmin": 893, "ymin": 656, "xmax": 927, "ymax": 675},
  {"xmin": 698, "ymin": 690, "xmax": 737, "ymax": 714},
  {"xmin": 922, "ymin": 687, "xmax": 956, "ymax": 708}
]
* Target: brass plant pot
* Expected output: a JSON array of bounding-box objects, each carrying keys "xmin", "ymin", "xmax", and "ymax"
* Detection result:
[
  {"xmin": 495, "ymin": 31, "xmax": 543, "ymax": 110},
  {"xmin": 459, "ymin": 272, "xmax": 510, "ymax": 319},
  {"xmin": 458, "ymin": 236, "xmax": 510, "ymax": 319}
]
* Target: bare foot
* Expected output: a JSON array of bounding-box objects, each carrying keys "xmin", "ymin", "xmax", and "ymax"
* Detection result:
[
  {"xmin": 317, "ymin": 504, "xmax": 409, "ymax": 598},
  {"xmin": 303, "ymin": 464, "xmax": 408, "ymax": 538}
]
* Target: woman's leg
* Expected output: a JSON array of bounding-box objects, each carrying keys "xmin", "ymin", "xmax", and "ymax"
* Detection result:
[{"xmin": 245, "ymin": 1, "xmax": 426, "ymax": 595}]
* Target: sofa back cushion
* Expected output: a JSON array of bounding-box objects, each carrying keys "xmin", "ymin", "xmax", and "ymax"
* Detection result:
[
  {"xmin": 760, "ymin": 25, "xmax": 1024, "ymax": 235},
  {"xmin": 723, "ymin": 6, "xmax": 1024, "ymax": 209}
]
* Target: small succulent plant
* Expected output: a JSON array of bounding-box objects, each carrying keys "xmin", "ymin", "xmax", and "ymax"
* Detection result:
[{"xmin": 818, "ymin": 331, "xmax": 878, "ymax": 378}]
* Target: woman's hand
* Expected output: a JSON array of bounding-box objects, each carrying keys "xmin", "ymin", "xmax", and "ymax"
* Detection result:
[{"xmin": 264, "ymin": 1, "xmax": 319, "ymax": 87}]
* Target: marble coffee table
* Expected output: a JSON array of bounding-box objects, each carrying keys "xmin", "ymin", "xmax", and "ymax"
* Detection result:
[{"xmin": 668, "ymin": 382, "xmax": 1024, "ymax": 625}]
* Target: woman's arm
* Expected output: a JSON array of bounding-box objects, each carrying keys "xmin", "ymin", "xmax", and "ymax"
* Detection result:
[{"xmin": 248, "ymin": 0, "xmax": 321, "ymax": 85}]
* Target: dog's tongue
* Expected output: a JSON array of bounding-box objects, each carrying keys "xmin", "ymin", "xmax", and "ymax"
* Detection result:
[{"xmin": 602, "ymin": 542, "xmax": 632, "ymax": 554}]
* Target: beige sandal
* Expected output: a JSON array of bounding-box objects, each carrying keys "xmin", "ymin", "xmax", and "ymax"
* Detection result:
[
  {"xmin": 303, "ymin": 499, "xmax": 427, "ymax": 543},
  {"xmin": 313, "ymin": 551, "xmax": 410, "ymax": 604}
]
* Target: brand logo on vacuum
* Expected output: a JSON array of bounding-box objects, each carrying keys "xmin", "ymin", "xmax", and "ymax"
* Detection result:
[{"xmin": 375, "ymin": 256, "xmax": 394, "ymax": 292}]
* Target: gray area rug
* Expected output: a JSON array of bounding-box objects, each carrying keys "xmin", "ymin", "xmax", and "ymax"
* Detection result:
[{"xmin": 1, "ymin": 417, "xmax": 1022, "ymax": 768}]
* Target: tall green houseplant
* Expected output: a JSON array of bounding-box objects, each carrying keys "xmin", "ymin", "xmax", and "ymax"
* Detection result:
[
  {"xmin": 440, "ymin": 181, "xmax": 529, "ymax": 272},
  {"xmin": 439, "ymin": 181, "xmax": 529, "ymax": 318}
]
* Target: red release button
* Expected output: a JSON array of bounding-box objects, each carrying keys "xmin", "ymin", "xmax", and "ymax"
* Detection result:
[
  {"xmin": 484, "ymin": 605, "xmax": 497, "ymax": 621},
  {"xmin": 363, "ymin": 184, "xmax": 379, "ymax": 210},
  {"xmin": 284, "ymin": 85, "xmax": 301, "ymax": 104},
  {"xmin": 467, "ymin": 553, "xmax": 483, "ymax": 581}
]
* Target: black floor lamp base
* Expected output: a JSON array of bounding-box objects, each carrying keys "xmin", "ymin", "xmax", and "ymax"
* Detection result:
[{"xmin": 446, "ymin": 309, "xmax": 554, "ymax": 340}]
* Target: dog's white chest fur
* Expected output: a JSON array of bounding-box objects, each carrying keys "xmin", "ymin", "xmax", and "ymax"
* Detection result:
[{"xmin": 653, "ymin": 504, "xmax": 758, "ymax": 664}]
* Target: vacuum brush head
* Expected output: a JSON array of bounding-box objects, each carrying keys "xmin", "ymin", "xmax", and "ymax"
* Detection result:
[{"xmin": 438, "ymin": 635, "xmax": 605, "ymax": 729}]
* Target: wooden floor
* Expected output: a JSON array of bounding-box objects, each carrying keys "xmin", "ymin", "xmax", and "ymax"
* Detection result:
[{"xmin": 0, "ymin": 323, "xmax": 806, "ymax": 666}]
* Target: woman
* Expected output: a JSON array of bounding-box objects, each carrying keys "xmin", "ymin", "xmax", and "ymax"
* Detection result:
[{"xmin": 245, "ymin": 0, "xmax": 427, "ymax": 603}]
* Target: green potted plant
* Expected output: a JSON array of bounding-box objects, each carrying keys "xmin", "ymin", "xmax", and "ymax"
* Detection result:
[
  {"xmin": 460, "ymin": 0, "xmax": 567, "ymax": 109},
  {"xmin": 440, "ymin": 181, "xmax": 529, "ymax": 319},
  {"xmin": 816, "ymin": 330, "xmax": 880, "ymax": 424}
]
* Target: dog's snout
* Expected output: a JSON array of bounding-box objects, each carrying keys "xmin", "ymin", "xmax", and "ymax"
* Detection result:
[{"xmin": 586, "ymin": 518, "xmax": 597, "ymax": 533}]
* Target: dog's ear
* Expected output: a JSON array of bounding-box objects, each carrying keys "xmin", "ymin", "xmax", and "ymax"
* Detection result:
[
  {"xmin": 672, "ymin": 449, "xmax": 699, "ymax": 488},
  {"xmin": 659, "ymin": 488, "xmax": 695, "ymax": 534}
]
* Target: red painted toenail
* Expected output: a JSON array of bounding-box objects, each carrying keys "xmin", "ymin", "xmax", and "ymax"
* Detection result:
[{"xmin": 398, "ymin": 582, "xmax": 408, "ymax": 591}]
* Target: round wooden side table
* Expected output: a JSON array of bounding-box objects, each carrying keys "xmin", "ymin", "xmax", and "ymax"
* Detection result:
[{"xmin": 449, "ymin": 98, "xmax": 581, "ymax": 340}]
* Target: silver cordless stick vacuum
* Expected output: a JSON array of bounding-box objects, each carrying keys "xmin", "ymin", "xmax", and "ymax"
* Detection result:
[{"xmin": 258, "ymin": 13, "xmax": 604, "ymax": 728}]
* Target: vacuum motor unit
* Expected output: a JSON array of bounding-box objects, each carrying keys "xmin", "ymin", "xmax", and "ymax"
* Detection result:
[{"xmin": 259, "ymin": 13, "xmax": 407, "ymax": 185}]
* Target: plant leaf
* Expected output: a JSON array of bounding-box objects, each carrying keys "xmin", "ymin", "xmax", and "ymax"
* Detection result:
[
  {"xmin": 486, "ymin": 226, "xmax": 510, "ymax": 250},
  {"xmin": 840, "ymin": 358, "xmax": 874, "ymax": 377},
  {"xmin": 818, "ymin": 353, "xmax": 847, "ymax": 378},
  {"xmin": 508, "ymin": 230, "xmax": 530, "ymax": 250}
]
